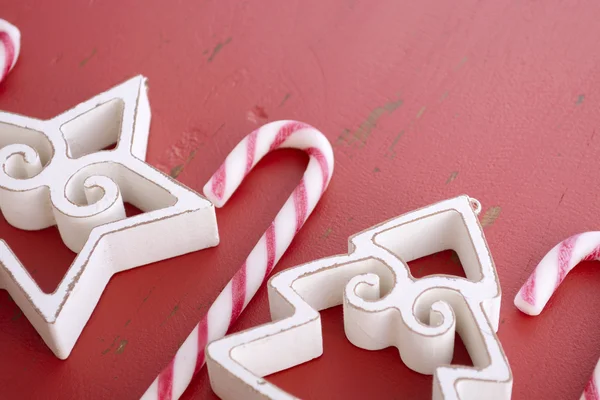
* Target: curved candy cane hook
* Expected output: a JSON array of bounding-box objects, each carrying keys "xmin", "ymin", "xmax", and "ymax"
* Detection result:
[
  {"xmin": 514, "ymin": 232, "xmax": 600, "ymax": 400},
  {"xmin": 0, "ymin": 19, "xmax": 20, "ymax": 83},
  {"xmin": 142, "ymin": 120, "xmax": 334, "ymax": 400}
]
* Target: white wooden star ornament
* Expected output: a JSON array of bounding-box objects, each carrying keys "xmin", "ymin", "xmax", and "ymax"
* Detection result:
[{"xmin": 0, "ymin": 76, "xmax": 219, "ymax": 359}]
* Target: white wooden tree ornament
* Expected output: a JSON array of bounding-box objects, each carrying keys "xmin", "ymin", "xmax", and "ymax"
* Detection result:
[
  {"xmin": 206, "ymin": 195, "xmax": 512, "ymax": 400},
  {"xmin": 0, "ymin": 76, "xmax": 219, "ymax": 359}
]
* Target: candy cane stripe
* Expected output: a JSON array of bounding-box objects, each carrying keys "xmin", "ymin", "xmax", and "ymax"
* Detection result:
[
  {"xmin": 265, "ymin": 223, "xmax": 277, "ymax": 277},
  {"xmin": 307, "ymin": 147, "xmax": 330, "ymax": 195},
  {"xmin": 556, "ymin": 234, "xmax": 579, "ymax": 288},
  {"xmin": 520, "ymin": 273, "xmax": 536, "ymax": 306},
  {"xmin": 229, "ymin": 264, "xmax": 247, "ymax": 329},
  {"xmin": 142, "ymin": 121, "xmax": 334, "ymax": 400},
  {"xmin": 245, "ymin": 130, "xmax": 259, "ymax": 175},
  {"xmin": 269, "ymin": 121, "xmax": 311, "ymax": 151},
  {"xmin": 157, "ymin": 359, "xmax": 175, "ymax": 400},
  {"xmin": 211, "ymin": 163, "xmax": 227, "ymax": 201},
  {"xmin": 583, "ymin": 245, "xmax": 600, "ymax": 262},
  {"xmin": 194, "ymin": 316, "xmax": 209, "ymax": 375},
  {"xmin": 584, "ymin": 376, "xmax": 600, "ymax": 400},
  {"xmin": 293, "ymin": 179, "xmax": 308, "ymax": 234}
]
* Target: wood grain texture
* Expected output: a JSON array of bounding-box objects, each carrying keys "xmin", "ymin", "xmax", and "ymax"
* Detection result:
[{"xmin": 1, "ymin": 0, "xmax": 600, "ymax": 399}]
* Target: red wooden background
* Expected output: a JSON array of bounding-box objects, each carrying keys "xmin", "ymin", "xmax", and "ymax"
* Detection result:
[{"xmin": 1, "ymin": 1, "xmax": 600, "ymax": 399}]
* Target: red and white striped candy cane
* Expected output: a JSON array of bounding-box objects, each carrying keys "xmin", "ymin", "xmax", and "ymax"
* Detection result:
[
  {"xmin": 514, "ymin": 232, "xmax": 600, "ymax": 400},
  {"xmin": 0, "ymin": 19, "xmax": 20, "ymax": 83},
  {"xmin": 141, "ymin": 120, "xmax": 334, "ymax": 400}
]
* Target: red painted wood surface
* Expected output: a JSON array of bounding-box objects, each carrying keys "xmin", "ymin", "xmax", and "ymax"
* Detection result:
[{"xmin": 1, "ymin": 1, "xmax": 600, "ymax": 399}]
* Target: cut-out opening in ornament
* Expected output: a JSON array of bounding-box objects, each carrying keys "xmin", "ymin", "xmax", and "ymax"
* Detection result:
[
  {"xmin": 0, "ymin": 217, "xmax": 75, "ymax": 294},
  {"xmin": 407, "ymin": 250, "xmax": 467, "ymax": 279},
  {"xmin": 60, "ymin": 99, "xmax": 124, "ymax": 159},
  {"xmin": 123, "ymin": 202, "xmax": 143, "ymax": 218},
  {"xmin": 372, "ymin": 209, "xmax": 482, "ymax": 282},
  {"xmin": 0, "ymin": 202, "xmax": 144, "ymax": 295}
]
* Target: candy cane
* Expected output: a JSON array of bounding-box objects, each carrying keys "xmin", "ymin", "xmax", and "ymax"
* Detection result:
[
  {"xmin": 0, "ymin": 19, "xmax": 20, "ymax": 83},
  {"xmin": 514, "ymin": 232, "xmax": 600, "ymax": 400},
  {"xmin": 141, "ymin": 120, "xmax": 334, "ymax": 400}
]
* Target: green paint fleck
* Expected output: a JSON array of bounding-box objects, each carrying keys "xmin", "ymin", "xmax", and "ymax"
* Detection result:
[
  {"xmin": 279, "ymin": 92, "xmax": 292, "ymax": 107},
  {"xmin": 80, "ymin": 48, "xmax": 97, "ymax": 67},
  {"xmin": 446, "ymin": 171, "xmax": 459, "ymax": 184},
  {"xmin": 207, "ymin": 37, "xmax": 232, "ymax": 63}
]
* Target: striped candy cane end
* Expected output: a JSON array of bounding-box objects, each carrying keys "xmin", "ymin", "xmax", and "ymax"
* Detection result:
[
  {"xmin": 0, "ymin": 31, "xmax": 16, "ymax": 81},
  {"xmin": 518, "ymin": 273, "xmax": 537, "ymax": 309}
]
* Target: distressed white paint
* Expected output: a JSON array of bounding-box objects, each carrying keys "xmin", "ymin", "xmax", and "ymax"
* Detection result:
[
  {"xmin": 0, "ymin": 76, "xmax": 219, "ymax": 359},
  {"xmin": 206, "ymin": 195, "xmax": 512, "ymax": 399}
]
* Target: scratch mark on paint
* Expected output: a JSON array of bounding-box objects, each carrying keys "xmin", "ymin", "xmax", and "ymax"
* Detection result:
[
  {"xmin": 207, "ymin": 37, "xmax": 232, "ymax": 62},
  {"xmin": 454, "ymin": 56, "xmax": 468, "ymax": 71},
  {"xmin": 279, "ymin": 92, "xmax": 292, "ymax": 107},
  {"xmin": 322, "ymin": 227, "xmax": 333, "ymax": 239},
  {"xmin": 386, "ymin": 130, "xmax": 405, "ymax": 158},
  {"xmin": 170, "ymin": 123, "xmax": 225, "ymax": 179},
  {"xmin": 440, "ymin": 91, "xmax": 449, "ymax": 102},
  {"xmin": 161, "ymin": 303, "xmax": 180, "ymax": 326},
  {"xmin": 446, "ymin": 171, "xmax": 459, "ymax": 184},
  {"xmin": 416, "ymin": 106, "xmax": 426, "ymax": 119},
  {"xmin": 115, "ymin": 340, "xmax": 128, "ymax": 354},
  {"xmin": 79, "ymin": 48, "xmax": 97, "ymax": 67},
  {"xmin": 142, "ymin": 287, "xmax": 155, "ymax": 304},
  {"xmin": 576, "ymin": 94, "xmax": 585, "ymax": 105},
  {"xmin": 101, "ymin": 335, "xmax": 120, "ymax": 355},
  {"xmin": 373, "ymin": 167, "xmax": 381, "ymax": 173},
  {"xmin": 481, "ymin": 206, "xmax": 501, "ymax": 227},
  {"xmin": 558, "ymin": 190, "xmax": 567, "ymax": 205},
  {"xmin": 124, "ymin": 319, "xmax": 131, "ymax": 327},
  {"xmin": 170, "ymin": 164, "xmax": 185, "ymax": 178},
  {"xmin": 336, "ymin": 95, "xmax": 403, "ymax": 147}
]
